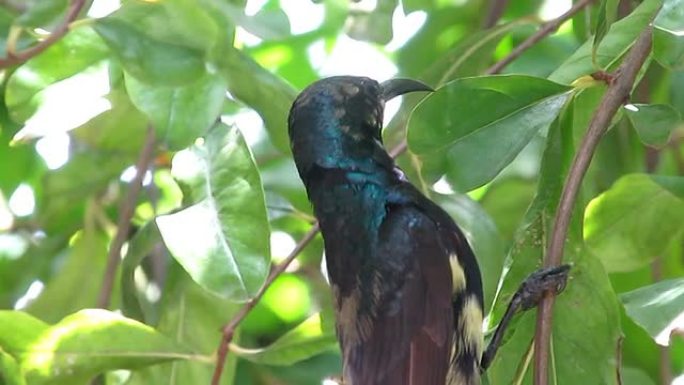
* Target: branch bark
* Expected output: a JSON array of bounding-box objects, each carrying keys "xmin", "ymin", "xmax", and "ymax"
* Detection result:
[
  {"xmin": 0, "ymin": 0, "xmax": 87, "ymax": 68},
  {"xmin": 533, "ymin": 26, "xmax": 655, "ymax": 385},
  {"xmin": 97, "ymin": 126, "xmax": 156, "ymax": 309},
  {"xmin": 211, "ymin": 223, "xmax": 319, "ymax": 385}
]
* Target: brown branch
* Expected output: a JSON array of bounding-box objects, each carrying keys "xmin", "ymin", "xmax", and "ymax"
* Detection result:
[
  {"xmin": 533, "ymin": 26, "xmax": 655, "ymax": 385},
  {"xmin": 0, "ymin": 0, "xmax": 86, "ymax": 68},
  {"xmin": 486, "ymin": 0, "xmax": 596, "ymax": 75},
  {"xmin": 483, "ymin": 0, "xmax": 510, "ymax": 29},
  {"xmin": 97, "ymin": 126, "xmax": 157, "ymax": 308},
  {"xmin": 211, "ymin": 223, "xmax": 320, "ymax": 385}
]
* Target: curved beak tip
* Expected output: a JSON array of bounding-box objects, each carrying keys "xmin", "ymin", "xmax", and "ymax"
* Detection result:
[{"xmin": 379, "ymin": 78, "xmax": 434, "ymax": 102}]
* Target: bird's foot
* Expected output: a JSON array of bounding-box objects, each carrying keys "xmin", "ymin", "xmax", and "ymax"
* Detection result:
[{"xmin": 517, "ymin": 265, "xmax": 571, "ymax": 311}]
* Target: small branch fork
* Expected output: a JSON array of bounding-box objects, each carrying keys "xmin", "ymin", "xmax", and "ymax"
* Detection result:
[
  {"xmin": 533, "ymin": 26, "xmax": 655, "ymax": 385},
  {"xmin": 97, "ymin": 126, "xmax": 157, "ymax": 309},
  {"xmin": 0, "ymin": 0, "xmax": 87, "ymax": 69},
  {"xmin": 211, "ymin": 1, "xmax": 599, "ymax": 383}
]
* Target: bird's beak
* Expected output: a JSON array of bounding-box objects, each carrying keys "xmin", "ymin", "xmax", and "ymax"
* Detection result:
[{"xmin": 379, "ymin": 78, "xmax": 434, "ymax": 102}]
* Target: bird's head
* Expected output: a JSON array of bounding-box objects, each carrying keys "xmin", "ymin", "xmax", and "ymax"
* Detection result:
[{"xmin": 288, "ymin": 76, "xmax": 432, "ymax": 180}]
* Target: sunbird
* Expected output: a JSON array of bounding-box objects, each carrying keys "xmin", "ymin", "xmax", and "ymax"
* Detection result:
[{"xmin": 287, "ymin": 76, "xmax": 569, "ymax": 385}]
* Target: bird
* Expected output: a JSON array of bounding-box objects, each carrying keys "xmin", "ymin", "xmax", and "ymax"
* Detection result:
[{"xmin": 287, "ymin": 76, "xmax": 569, "ymax": 385}]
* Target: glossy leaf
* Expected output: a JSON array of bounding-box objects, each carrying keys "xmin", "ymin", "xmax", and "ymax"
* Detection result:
[
  {"xmin": 156, "ymin": 124, "xmax": 270, "ymax": 300},
  {"xmin": 125, "ymin": 72, "xmax": 227, "ymax": 151},
  {"xmin": 0, "ymin": 309, "xmax": 192, "ymax": 384},
  {"xmin": 407, "ymin": 75, "xmax": 572, "ymax": 191},
  {"xmin": 584, "ymin": 174, "xmax": 684, "ymax": 273},
  {"xmin": 94, "ymin": 18, "xmax": 206, "ymax": 86},
  {"xmin": 653, "ymin": 0, "xmax": 684, "ymax": 69},
  {"xmin": 621, "ymin": 278, "xmax": 684, "ymax": 346},
  {"xmin": 234, "ymin": 312, "xmax": 337, "ymax": 366},
  {"xmin": 625, "ymin": 103, "xmax": 681, "ymax": 148}
]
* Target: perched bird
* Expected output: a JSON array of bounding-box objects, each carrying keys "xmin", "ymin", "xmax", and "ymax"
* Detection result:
[{"xmin": 287, "ymin": 76, "xmax": 569, "ymax": 385}]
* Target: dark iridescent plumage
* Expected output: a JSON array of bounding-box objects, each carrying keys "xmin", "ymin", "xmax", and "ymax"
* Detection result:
[{"xmin": 288, "ymin": 76, "xmax": 484, "ymax": 385}]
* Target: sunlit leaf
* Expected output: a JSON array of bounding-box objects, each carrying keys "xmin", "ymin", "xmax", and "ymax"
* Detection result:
[
  {"xmin": 407, "ymin": 75, "xmax": 572, "ymax": 191},
  {"xmin": 0, "ymin": 309, "xmax": 193, "ymax": 384},
  {"xmin": 157, "ymin": 124, "xmax": 270, "ymax": 300},
  {"xmin": 621, "ymin": 278, "xmax": 684, "ymax": 346},
  {"xmin": 584, "ymin": 174, "xmax": 684, "ymax": 273},
  {"xmin": 0, "ymin": 348, "xmax": 26, "ymax": 385},
  {"xmin": 125, "ymin": 72, "xmax": 227, "ymax": 151}
]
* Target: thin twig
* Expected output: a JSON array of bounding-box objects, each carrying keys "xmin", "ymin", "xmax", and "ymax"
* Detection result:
[
  {"xmin": 211, "ymin": 223, "xmax": 319, "ymax": 385},
  {"xmin": 486, "ymin": 0, "xmax": 596, "ymax": 75},
  {"xmin": 533, "ymin": 26, "xmax": 655, "ymax": 385},
  {"xmin": 616, "ymin": 336, "xmax": 624, "ymax": 385},
  {"xmin": 0, "ymin": 0, "xmax": 87, "ymax": 68},
  {"xmin": 484, "ymin": 0, "xmax": 510, "ymax": 28},
  {"xmin": 97, "ymin": 126, "xmax": 157, "ymax": 308}
]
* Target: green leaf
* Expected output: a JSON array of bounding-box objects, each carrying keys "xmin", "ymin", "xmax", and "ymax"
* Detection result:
[
  {"xmin": 592, "ymin": 0, "xmax": 619, "ymax": 67},
  {"xmin": 125, "ymin": 71, "xmax": 227, "ymax": 151},
  {"xmin": 621, "ymin": 278, "xmax": 684, "ymax": 346},
  {"xmin": 486, "ymin": 100, "xmax": 621, "ymax": 385},
  {"xmin": 584, "ymin": 174, "xmax": 684, "ymax": 273},
  {"xmin": 653, "ymin": 0, "xmax": 684, "ymax": 69},
  {"xmin": 5, "ymin": 27, "xmax": 109, "ymax": 122},
  {"xmin": 93, "ymin": 18, "xmax": 206, "ymax": 86},
  {"xmin": 624, "ymin": 103, "xmax": 681, "ymax": 148},
  {"xmin": 125, "ymin": 264, "xmax": 241, "ymax": 385},
  {"xmin": 0, "ymin": 311, "xmax": 49, "ymax": 354},
  {"xmin": 156, "ymin": 124, "xmax": 270, "ymax": 300},
  {"xmin": 16, "ymin": 0, "xmax": 67, "ymax": 28},
  {"xmin": 407, "ymin": 75, "xmax": 572, "ymax": 191},
  {"xmin": 38, "ymin": 151, "xmax": 131, "ymax": 233},
  {"xmin": 216, "ymin": 48, "xmax": 297, "ymax": 153},
  {"xmin": 27, "ymin": 228, "xmax": 109, "ymax": 324},
  {"xmin": 550, "ymin": 0, "xmax": 662, "ymax": 84},
  {"xmin": 120, "ymin": 221, "xmax": 163, "ymax": 322},
  {"xmin": 0, "ymin": 348, "xmax": 26, "ymax": 385},
  {"xmin": 0, "ymin": 309, "xmax": 193, "ymax": 384},
  {"xmin": 234, "ymin": 312, "xmax": 337, "ymax": 366}
]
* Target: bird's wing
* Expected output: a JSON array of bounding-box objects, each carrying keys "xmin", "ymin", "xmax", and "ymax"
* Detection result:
[{"xmin": 339, "ymin": 204, "xmax": 455, "ymax": 385}]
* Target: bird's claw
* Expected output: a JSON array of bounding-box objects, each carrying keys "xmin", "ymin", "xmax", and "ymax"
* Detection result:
[{"xmin": 517, "ymin": 264, "xmax": 571, "ymax": 311}]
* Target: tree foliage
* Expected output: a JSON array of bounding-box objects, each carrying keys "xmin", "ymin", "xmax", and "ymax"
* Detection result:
[{"xmin": 0, "ymin": 0, "xmax": 683, "ymax": 384}]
